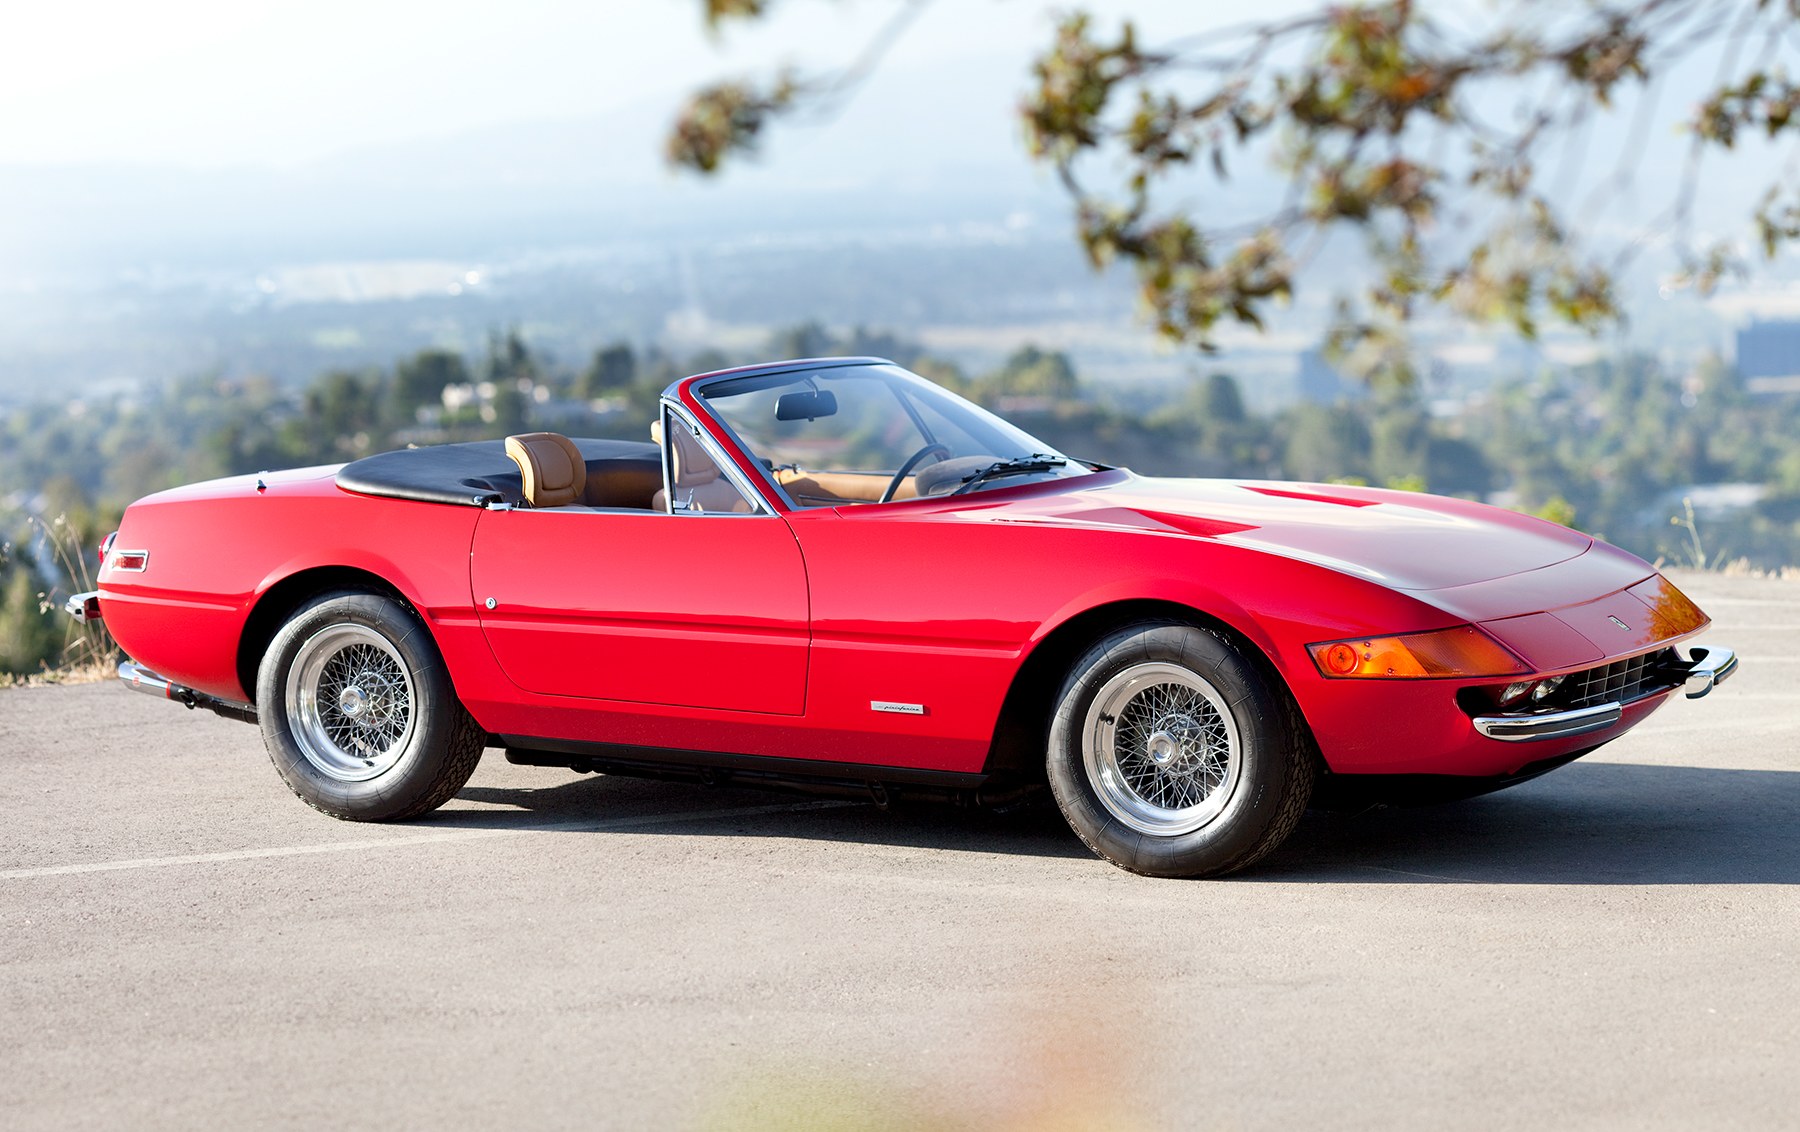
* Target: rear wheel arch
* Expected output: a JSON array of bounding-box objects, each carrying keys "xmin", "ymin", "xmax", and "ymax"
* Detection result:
[
  {"xmin": 236, "ymin": 566, "xmax": 417, "ymax": 702},
  {"xmin": 980, "ymin": 598, "xmax": 1316, "ymax": 779}
]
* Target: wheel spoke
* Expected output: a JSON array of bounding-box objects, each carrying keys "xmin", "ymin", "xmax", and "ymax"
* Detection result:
[
  {"xmin": 285, "ymin": 623, "xmax": 418, "ymax": 783},
  {"xmin": 1085, "ymin": 663, "xmax": 1243, "ymax": 837}
]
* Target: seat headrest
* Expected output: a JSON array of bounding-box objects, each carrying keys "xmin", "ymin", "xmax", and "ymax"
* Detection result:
[
  {"xmin": 668, "ymin": 423, "xmax": 720, "ymax": 485},
  {"xmin": 504, "ymin": 432, "xmax": 586, "ymax": 508}
]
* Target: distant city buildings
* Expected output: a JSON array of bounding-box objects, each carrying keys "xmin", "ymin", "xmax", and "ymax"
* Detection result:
[{"xmin": 1734, "ymin": 320, "xmax": 1800, "ymax": 394}]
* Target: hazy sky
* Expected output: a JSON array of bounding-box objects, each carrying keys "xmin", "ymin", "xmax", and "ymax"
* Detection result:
[{"xmin": 1, "ymin": 0, "xmax": 1280, "ymax": 168}]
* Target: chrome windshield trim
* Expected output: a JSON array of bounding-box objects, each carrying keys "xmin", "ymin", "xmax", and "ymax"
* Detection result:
[
  {"xmin": 1681, "ymin": 645, "xmax": 1738, "ymax": 699},
  {"xmin": 657, "ymin": 399, "xmax": 771, "ymax": 516},
  {"xmin": 685, "ymin": 361, "xmax": 1079, "ymax": 512},
  {"xmin": 1473, "ymin": 701, "xmax": 1623, "ymax": 742}
]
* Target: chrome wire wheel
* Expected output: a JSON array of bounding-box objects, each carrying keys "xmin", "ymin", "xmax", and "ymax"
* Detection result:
[
  {"xmin": 283, "ymin": 623, "xmax": 418, "ymax": 783},
  {"xmin": 1081, "ymin": 661, "xmax": 1242, "ymax": 837}
]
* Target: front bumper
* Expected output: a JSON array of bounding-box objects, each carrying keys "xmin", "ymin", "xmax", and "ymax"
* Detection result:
[
  {"xmin": 1678, "ymin": 645, "xmax": 1738, "ymax": 699},
  {"xmin": 1471, "ymin": 644, "xmax": 1737, "ymax": 742}
]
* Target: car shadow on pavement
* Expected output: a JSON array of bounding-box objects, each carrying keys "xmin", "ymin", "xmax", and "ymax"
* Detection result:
[
  {"xmin": 438, "ymin": 773, "xmax": 1094, "ymax": 860},
  {"xmin": 1255, "ymin": 761, "xmax": 1800, "ymax": 885},
  {"xmin": 430, "ymin": 761, "xmax": 1800, "ymax": 882}
]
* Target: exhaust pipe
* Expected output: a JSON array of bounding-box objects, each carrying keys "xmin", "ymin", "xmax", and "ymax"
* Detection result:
[{"xmin": 118, "ymin": 661, "xmax": 258, "ymax": 725}]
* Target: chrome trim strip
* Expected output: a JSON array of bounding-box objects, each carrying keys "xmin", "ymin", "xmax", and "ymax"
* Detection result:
[
  {"xmin": 64, "ymin": 591, "xmax": 101, "ymax": 624},
  {"xmin": 1473, "ymin": 701, "xmax": 1623, "ymax": 742},
  {"xmin": 1682, "ymin": 645, "xmax": 1738, "ymax": 699}
]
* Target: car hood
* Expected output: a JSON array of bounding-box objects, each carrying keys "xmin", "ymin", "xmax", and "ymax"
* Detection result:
[{"xmin": 983, "ymin": 472, "xmax": 1594, "ymax": 591}]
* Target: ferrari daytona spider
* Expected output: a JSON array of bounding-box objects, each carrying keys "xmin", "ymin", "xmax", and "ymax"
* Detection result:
[{"xmin": 70, "ymin": 357, "xmax": 1738, "ymax": 876}]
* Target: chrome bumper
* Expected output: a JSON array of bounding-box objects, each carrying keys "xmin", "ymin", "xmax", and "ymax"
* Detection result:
[
  {"xmin": 1680, "ymin": 646, "xmax": 1737, "ymax": 699},
  {"xmin": 1474, "ymin": 702, "xmax": 1622, "ymax": 742},
  {"xmin": 1474, "ymin": 643, "xmax": 1737, "ymax": 743},
  {"xmin": 65, "ymin": 590, "xmax": 101, "ymax": 624}
]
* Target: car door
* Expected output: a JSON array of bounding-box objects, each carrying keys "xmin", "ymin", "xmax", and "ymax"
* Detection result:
[{"xmin": 470, "ymin": 407, "xmax": 809, "ymax": 715}]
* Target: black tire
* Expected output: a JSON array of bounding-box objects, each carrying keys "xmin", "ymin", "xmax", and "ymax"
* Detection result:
[
  {"xmin": 1046, "ymin": 621, "xmax": 1314, "ymax": 878},
  {"xmin": 256, "ymin": 590, "xmax": 484, "ymax": 821}
]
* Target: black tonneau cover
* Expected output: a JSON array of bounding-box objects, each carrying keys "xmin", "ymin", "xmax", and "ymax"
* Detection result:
[{"xmin": 336, "ymin": 438, "xmax": 661, "ymax": 507}]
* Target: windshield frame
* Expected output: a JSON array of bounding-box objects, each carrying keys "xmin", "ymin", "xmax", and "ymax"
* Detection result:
[{"xmin": 681, "ymin": 359, "xmax": 1077, "ymax": 512}]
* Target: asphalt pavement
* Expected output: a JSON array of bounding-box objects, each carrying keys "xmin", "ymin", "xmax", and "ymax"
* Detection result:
[{"xmin": 2, "ymin": 570, "xmax": 1796, "ymax": 1130}]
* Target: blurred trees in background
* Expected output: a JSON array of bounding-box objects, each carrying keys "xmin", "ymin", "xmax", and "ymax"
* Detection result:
[
  {"xmin": 675, "ymin": 1, "xmax": 1800, "ymax": 383},
  {"xmin": 393, "ymin": 350, "xmax": 471, "ymax": 421}
]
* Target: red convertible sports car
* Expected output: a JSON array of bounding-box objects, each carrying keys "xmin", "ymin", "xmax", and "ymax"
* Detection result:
[{"xmin": 70, "ymin": 357, "xmax": 1738, "ymax": 876}]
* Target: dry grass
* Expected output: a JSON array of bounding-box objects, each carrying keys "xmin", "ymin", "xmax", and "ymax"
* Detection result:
[
  {"xmin": 1713, "ymin": 558, "xmax": 1800, "ymax": 581},
  {"xmin": 1, "ymin": 514, "xmax": 121, "ymax": 687},
  {"xmin": 0, "ymin": 658, "xmax": 118, "ymax": 690}
]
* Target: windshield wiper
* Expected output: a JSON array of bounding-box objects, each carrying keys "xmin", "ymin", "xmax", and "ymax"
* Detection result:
[{"xmin": 951, "ymin": 454, "xmax": 1067, "ymax": 495}]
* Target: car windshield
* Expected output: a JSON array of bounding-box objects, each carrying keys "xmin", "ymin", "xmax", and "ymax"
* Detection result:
[{"xmin": 699, "ymin": 363, "xmax": 1086, "ymax": 508}]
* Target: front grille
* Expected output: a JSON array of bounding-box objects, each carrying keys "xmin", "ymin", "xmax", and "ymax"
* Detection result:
[
  {"xmin": 1458, "ymin": 647, "xmax": 1684, "ymax": 720},
  {"xmin": 1559, "ymin": 648, "xmax": 1677, "ymax": 709}
]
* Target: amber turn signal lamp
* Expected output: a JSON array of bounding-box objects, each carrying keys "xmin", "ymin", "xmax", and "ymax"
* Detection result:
[
  {"xmin": 1308, "ymin": 627, "xmax": 1528, "ymax": 679},
  {"xmin": 1636, "ymin": 575, "xmax": 1708, "ymax": 638}
]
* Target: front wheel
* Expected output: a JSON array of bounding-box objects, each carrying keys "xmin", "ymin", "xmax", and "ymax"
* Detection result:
[
  {"xmin": 257, "ymin": 590, "xmax": 484, "ymax": 821},
  {"xmin": 1047, "ymin": 621, "xmax": 1315, "ymax": 877}
]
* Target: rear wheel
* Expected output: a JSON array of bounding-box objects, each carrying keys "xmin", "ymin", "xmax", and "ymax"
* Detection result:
[
  {"xmin": 256, "ymin": 590, "xmax": 484, "ymax": 820},
  {"xmin": 1047, "ymin": 621, "xmax": 1314, "ymax": 877}
]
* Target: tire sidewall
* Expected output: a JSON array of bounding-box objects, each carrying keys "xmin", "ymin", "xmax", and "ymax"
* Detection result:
[
  {"xmin": 257, "ymin": 591, "xmax": 465, "ymax": 820},
  {"xmin": 1047, "ymin": 623, "xmax": 1300, "ymax": 877}
]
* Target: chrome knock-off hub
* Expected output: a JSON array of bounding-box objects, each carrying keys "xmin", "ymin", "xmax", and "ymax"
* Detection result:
[{"xmin": 1147, "ymin": 729, "xmax": 1180, "ymax": 767}]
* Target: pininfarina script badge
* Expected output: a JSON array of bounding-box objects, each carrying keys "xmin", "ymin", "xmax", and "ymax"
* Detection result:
[
  {"xmin": 871, "ymin": 701, "xmax": 925, "ymax": 715},
  {"xmin": 1608, "ymin": 615, "xmax": 1631, "ymax": 630}
]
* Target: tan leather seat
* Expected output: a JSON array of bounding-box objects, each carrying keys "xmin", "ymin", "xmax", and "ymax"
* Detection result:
[
  {"xmin": 650, "ymin": 420, "xmax": 753, "ymax": 514},
  {"xmin": 505, "ymin": 432, "xmax": 585, "ymax": 508}
]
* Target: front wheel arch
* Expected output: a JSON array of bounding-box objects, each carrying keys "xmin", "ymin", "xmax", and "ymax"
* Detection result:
[{"xmin": 981, "ymin": 598, "xmax": 1317, "ymax": 781}]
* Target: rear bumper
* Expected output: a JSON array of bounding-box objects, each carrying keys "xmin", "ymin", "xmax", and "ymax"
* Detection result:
[
  {"xmin": 1470, "ymin": 644, "xmax": 1737, "ymax": 743},
  {"xmin": 65, "ymin": 591, "xmax": 102, "ymax": 624}
]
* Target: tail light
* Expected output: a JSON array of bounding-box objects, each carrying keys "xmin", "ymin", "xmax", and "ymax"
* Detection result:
[{"xmin": 98, "ymin": 531, "xmax": 117, "ymax": 567}]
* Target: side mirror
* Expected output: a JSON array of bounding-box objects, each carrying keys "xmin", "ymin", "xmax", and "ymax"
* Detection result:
[{"xmin": 775, "ymin": 389, "xmax": 838, "ymax": 422}]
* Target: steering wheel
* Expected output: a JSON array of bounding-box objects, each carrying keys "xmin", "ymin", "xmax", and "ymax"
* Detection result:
[{"xmin": 880, "ymin": 443, "xmax": 951, "ymax": 503}]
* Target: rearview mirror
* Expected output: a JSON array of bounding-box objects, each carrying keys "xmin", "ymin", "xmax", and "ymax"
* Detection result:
[{"xmin": 775, "ymin": 389, "xmax": 838, "ymax": 422}]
